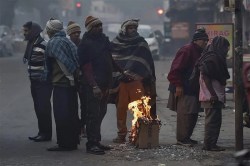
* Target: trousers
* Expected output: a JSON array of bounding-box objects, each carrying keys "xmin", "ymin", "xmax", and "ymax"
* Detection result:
[{"xmin": 30, "ymin": 80, "xmax": 52, "ymax": 138}]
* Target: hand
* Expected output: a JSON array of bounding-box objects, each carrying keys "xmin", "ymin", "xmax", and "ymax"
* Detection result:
[
  {"xmin": 210, "ymin": 95, "xmax": 218, "ymax": 104},
  {"xmin": 93, "ymin": 86, "xmax": 102, "ymax": 99},
  {"xmin": 123, "ymin": 73, "xmax": 135, "ymax": 81},
  {"xmin": 175, "ymin": 86, "xmax": 183, "ymax": 97}
]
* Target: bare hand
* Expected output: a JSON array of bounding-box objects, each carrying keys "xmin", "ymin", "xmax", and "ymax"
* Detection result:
[
  {"xmin": 175, "ymin": 86, "xmax": 183, "ymax": 97},
  {"xmin": 210, "ymin": 95, "xmax": 218, "ymax": 104}
]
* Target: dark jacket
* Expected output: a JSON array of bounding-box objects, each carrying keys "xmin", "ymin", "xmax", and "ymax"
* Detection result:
[{"xmin": 77, "ymin": 32, "xmax": 113, "ymax": 89}]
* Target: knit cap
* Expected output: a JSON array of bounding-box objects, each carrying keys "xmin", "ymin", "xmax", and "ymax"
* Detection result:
[
  {"xmin": 85, "ymin": 16, "xmax": 102, "ymax": 32},
  {"xmin": 192, "ymin": 27, "xmax": 209, "ymax": 41},
  {"xmin": 120, "ymin": 19, "xmax": 139, "ymax": 34},
  {"xmin": 45, "ymin": 18, "xmax": 63, "ymax": 34},
  {"xmin": 67, "ymin": 21, "xmax": 81, "ymax": 36}
]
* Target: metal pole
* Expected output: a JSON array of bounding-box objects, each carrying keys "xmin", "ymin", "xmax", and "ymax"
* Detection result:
[{"xmin": 235, "ymin": 0, "xmax": 244, "ymax": 151}]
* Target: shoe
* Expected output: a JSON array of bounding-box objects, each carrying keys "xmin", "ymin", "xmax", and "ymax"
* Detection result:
[
  {"xmin": 176, "ymin": 140, "xmax": 193, "ymax": 147},
  {"xmin": 189, "ymin": 138, "xmax": 198, "ymax": 145},
  {"xmin": 112, "ymin": 136, "xmax": 126, "ymax": 143},
  {"xmin": 47, "ymin": 145, "xmax": 77, "ymax": 151},
  {"xmin": 33, "ymin": 135, "xmax": 51, "ymax": 142},
  {"xmin": 97, "ymin": 142, "xmax": 112, "ymax": 151},
  {"xmin": 28, "ymin": 135, "xmax": 39, "ymax": 141},
  {"xmin": 86, "ymin": 145, "xmax": 105, "ymax": 155},
  {"xmin": 202, "ymin": 145, "xmax": 225, "ymax": 151}
]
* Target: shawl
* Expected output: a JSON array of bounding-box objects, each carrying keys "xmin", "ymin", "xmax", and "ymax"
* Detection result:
[
  {"xmin": 198, "ymin": 36, "xmax": 230, "ymax": 85},
  {"xmin": 111, "ymin": 32, "xmax": 155, "ymax": 80}
]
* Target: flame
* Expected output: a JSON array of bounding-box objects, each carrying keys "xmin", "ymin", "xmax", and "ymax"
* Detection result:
[{"xmin": 128, "ymin": 95, "xmax": 153, "ymax": 143}]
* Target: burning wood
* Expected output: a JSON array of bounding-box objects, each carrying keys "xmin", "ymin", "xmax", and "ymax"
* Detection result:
[{"xmin": 128, "ymin": 96, "xmax": 161, "ymax": 148}]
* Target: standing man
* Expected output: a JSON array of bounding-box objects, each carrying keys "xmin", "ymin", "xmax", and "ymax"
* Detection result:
[
  {"xmin": 22, "ymin": 21, "xmax": 53, "ymax": 142},
  {"xmin": 111, "ymin": 19, "xmax": 156, "ymax": 144},
  {"xmin": 66, "ymin": 21, "xmax": 87, "ymax": 138},
  {"xmin": 45, "ymin": 18, "xmax": 80, "ymax": 151},
  {"xmin": 77, "ymin": 16, "xmax": 113, "ymax": 155},
  {"xmin": 167, "ymin": 28, "xmax": 208, "ymax": 146},
  {"xmin": 66, "ymin": 21, "xmax": 81, "ymax": 46}
]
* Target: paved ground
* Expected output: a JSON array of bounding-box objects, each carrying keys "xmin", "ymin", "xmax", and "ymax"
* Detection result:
[{"xmin": 1, "ymin": 54, "xmax": 250, "ymax": 166}]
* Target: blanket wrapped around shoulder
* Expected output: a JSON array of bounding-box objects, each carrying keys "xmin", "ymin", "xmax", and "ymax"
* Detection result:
[
  {"xmin": 108, "ymin": 33, "xmax": 156, "ymax": 106},
  {"xmin": 112, "ymin": 33, "xmax": 155, "ymax": 80}
]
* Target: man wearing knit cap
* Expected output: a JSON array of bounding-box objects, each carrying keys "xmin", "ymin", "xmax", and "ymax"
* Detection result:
[
  {"xmin": 111, "ymin": 19, "xmax": 156, "ymax": 144},
  {"xmin": 77, "ymin": 15, "xmax": 114, "ymax": 155},
  {"xmin": 45, "ymin": 18, "xmax": 80, "ymax": 151},
  {"xmin": 22, "ymin": 21, "xmax": 53, "ymax": 142},
  {"xmin": 66, "ymin": 21, "xmax": 87, "ymax": 138},
  {"xmin": 167, "ymin": 28, "xmax": 209, "ymax": 147},
  {"xmin": 67, "ymin": 21, "xmax": 81, "ymax": 46}
]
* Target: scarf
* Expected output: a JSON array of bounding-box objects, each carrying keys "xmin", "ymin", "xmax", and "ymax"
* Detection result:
[{"xmin": 198, "ymin": 36, "xmax": 230, "ymax": 85}]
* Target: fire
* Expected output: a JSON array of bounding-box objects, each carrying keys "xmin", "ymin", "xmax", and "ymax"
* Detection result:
[{"xmin": 128, "ymin": 96, "xmax": 155, "ymax": 144}]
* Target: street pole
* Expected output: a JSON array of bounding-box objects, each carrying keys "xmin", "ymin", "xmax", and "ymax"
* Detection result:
[{"xmin": 234, "ymin": 0, "xmax": 244, "ymax": 151}]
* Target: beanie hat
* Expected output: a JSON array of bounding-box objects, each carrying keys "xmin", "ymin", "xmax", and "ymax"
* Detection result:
[
  {"xmin": 67, "ymin": 21, "xmax": 81, "ymax": 36},
  {"xmin": 192, "ymin": 27, "xmax": 209, "ymax": 41},
  {"xmin": 121, "ymin": 19, "xmax": 139, "ymax": 34},
  {"xmin": 85, "ymin": 16, "xmax": 102, "ymax": 32},
  {"xmin": 45, "ymin": 18, "xmax": 63, "ymax": 34}
]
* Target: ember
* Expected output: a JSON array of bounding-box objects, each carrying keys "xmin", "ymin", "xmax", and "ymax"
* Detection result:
[{"xmin": 128, "ymin": 96, "xmax": 161, "ymax": 148}]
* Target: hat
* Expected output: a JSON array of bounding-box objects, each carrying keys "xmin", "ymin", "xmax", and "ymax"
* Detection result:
[
  {"xmin": 45, "ymin": 18, "xmax": 63, "ymax": 34},
  {"xmin": 192, "ymin": 27, "xmax": 209, "ymax": 41},
  {"xmin": 67, "ymin": 21, "xmax": 81, "ymax": 36},
  {"xmin": 121, "ymin": 19, "xmax": 139, "ymax": 34},
  {"xmin": 85, "ymin": 16, "xmax": 102, "ymax": 32}
]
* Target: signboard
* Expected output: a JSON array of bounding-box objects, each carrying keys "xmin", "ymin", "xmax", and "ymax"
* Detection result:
[{"xmin": 196, "ymin": 23, "xmax": 234, "ymax": 93}]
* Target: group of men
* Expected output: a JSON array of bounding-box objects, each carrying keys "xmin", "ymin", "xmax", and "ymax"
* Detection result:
[
  {"xmin": 23, "ymin": 16, "xmax": 156, "ymax": 155},
  {"xmin": 23, "ymin": 14, "xmax": 230, "ymax": 155}
]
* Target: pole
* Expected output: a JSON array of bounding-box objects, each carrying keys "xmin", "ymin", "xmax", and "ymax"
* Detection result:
[{"xmin": 234, "ymin": 0, "xmax": 244, "ymax": 151}]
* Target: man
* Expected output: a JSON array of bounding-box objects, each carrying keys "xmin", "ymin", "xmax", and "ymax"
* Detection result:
[
  {"xmin": 167, "ymin": 28, "xmax": 209, "ymax": 146},
  {"xmin": 66, "ymin": 21, "xmax": 87, "ymax": 138},
  {"xmin": 66, "ymin": 21, "xmax": 81, "ymax": 46},
  {"xmin": 111, "ymin": 19, "xmax": 156, "ymax": 144},
  {"xmin": 22, "ymin": 21, "xmax": 52, "ymax": 142},
  {"xmin": 45, "ymin": 18, "xmax": 80, "ymax": 151},
  {"xmin": 77, "ymin": 16, "xmax": 113, "ymax": 155}
]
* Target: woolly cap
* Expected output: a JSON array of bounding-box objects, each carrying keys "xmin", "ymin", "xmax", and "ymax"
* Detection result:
[
  {"xmin": 192, "ymin": 27, "xmax": 209, "ymax": 41},
  {"xmin": 84, "ymin": 16, "xmax": 102, "ymax": 31},
  {"xmin": 67, "ymin": 21, "xmax": 81, "ymax": 36},
  {"xmin": 45, "ymin": 18, "xmax": 63, "ymax": 34},
  {"xmin": 121, "ymin": 19, "xmax": 139, "ymax": 34}
]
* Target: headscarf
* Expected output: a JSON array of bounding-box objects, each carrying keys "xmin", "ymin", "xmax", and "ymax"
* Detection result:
[{"xmin": 198, "ymin": 36, "xmax": 230, "ymax": 85}]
